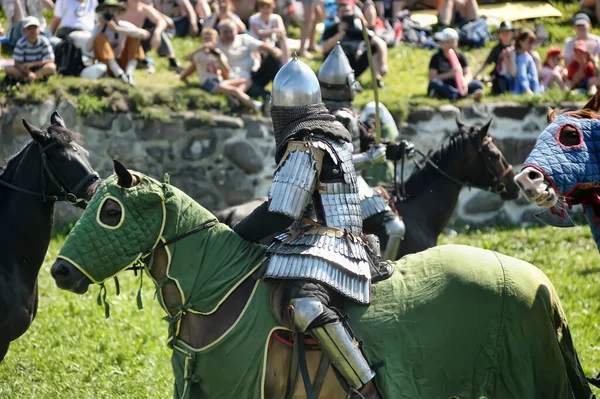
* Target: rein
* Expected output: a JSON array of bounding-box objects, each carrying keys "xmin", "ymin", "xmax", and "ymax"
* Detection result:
[
  {"xmin": 410, "ymin": 134, "xmax": 513, "ymax": 194},
  {"xmin": 126, "ymin": 219, "xmax": 219, "ymax": 272},
  {"xmin": 0, "ymin": 141, "xmax": 99, "ymax": 205}
]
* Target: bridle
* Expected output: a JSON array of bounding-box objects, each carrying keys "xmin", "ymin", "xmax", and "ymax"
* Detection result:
[
  {"xmin": 0, "ymin": 141, "xmax": 100, "ymax": 205},
  {"xmin": 413, "ymin": 133, "xmax": 513, "ymax": 194}
]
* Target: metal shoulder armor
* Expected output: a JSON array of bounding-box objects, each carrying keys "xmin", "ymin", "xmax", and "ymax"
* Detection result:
[{"xmin": 268, "ymin": 141, "xmax": 325, "ymax": 220}]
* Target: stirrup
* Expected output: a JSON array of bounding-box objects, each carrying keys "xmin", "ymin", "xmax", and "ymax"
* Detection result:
[{"xmin": 310, "ymin": 322, "xmax": 375, "ymax": 390}]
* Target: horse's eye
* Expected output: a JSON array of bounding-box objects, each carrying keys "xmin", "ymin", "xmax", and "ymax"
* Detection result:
[{"xmin": 558, "ymin": 126, "xmax": 582, "ymax": 148}]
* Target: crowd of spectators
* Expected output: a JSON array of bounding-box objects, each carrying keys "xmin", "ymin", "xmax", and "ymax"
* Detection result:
[{"xmin": 1, "ymin": 0, "xmax": 600, "ymax": 111}]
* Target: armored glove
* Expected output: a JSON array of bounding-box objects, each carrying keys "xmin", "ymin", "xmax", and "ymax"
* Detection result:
[{"xmin": 353, "ymin": 144, "xmax": 387, "ymax": 170}]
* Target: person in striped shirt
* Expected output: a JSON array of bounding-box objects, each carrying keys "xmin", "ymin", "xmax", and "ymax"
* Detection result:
[{"xmin": 5, "ymin": 16, "xmax": 56, "ymax": 82}]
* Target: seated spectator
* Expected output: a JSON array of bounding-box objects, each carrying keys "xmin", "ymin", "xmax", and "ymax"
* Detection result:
[
  {"xmin": 473, "ymin": 20, "xmax": 515, "ymax": 95},
  {"xmin": 503, "ymin": 29, "xmax": 542, "ymax": 95},
  {"xmin": 3, "ymin": 0, "xmax": 54, "ymax": 46},
  {"xmin": 565, "ymin": 13, "xmax": 600, "ymax": 66},
  {"xmin": 5, "ymin": 16, "xmax": 56, "ymax": 82},
  {"xmin": 49, "ymin": 0, "xmax": 98, "ymax": 43},
  {"xmin": 579, "ymin": 0, "xmax": 600, "ymax": 27},
  {"xmin": 152, "ymin": 0, "xmax": 200, "ymax": 37},
  {"xmin": 249, "ymin": 0, "xmax": 289, "ymax": 63},
  {"xmin": 540, "ymin": 47, "xmax": 568, "ymax": 90},
  {"xmin": 321, "ymin": 0, "xmax": 388, "ymax": 87},
  {"xmin": 427, "ymin": 27, "xmax": 483, "ymax": 100},
  {"xmin": 84, "ymin": 0, "xmax": 150, "ymax": 85},
  {"xmin": 204, "ymin": 0, "xmax": 247, "ymax": 33},
  {"xmin": 373, "ymin": 0, "xmax": 402, "ymax": 23},
  {"xmin": 195, "ymin": 0, "xmax": 212, "ymax": 21},
  {"xmin": 566, "ymin": 40, "xmax": 600, "ymax": 96},
  {"xmin": 216, "ymin": 18, "xmax": 283, "ymax": 99},
  {"xmin": 180, "ymin": 28, "xmax": 264, "ymax": 111},
  {"xmin": 123, "ymin": 0, "xmax": 184, "ymax": 73},
  {"xmin": 232, "ymin": 0, "xmax": 258, "ymax": 27},
  {"xmin": 436, "ymin": 0, "xmax": 478, "ymax": 28},
  {"xmin": 322, "ymin": 0, "xmax": 362, "ymax": 36}
]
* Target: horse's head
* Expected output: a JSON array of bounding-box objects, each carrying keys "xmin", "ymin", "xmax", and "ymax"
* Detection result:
[
  {"xmin": 454, "ymin": 118, "xmax": 520, "ymax": 200},
  {"xmin": 51, "ymin": 160, "xmax": 166, "ymax": 294},
  {"xmin": 515, "ymin": 91, "xmax": 600, "ymax": 208},
  {"xmin": 19, "ymin": 111, "xmax": 100, "ymax": 208}
]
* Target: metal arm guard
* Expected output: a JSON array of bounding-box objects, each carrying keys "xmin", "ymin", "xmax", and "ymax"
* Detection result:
[
  {"xmin": 352, "ymin": 152, "xmax": 375, "ymax": 171},
  {"xmin": 268, "ymin": 141, "xmax": 325, "ymax": 220},
  {"xmin": 290, "ymin": 297, "xmax": 376, "ymax": 390},
  {"xmin": 382, "ymin": 217, "xmax": 405, "ymax": 261}
]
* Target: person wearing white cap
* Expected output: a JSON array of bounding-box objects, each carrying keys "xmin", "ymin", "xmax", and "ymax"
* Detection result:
[
  {"xmin": 427, "ymin": 27, "xmax": 483, "ymax": 100},
  {"xmin": 5, "ymin": 16, "xmax": 56, "ymax": 82},
  {"xmin": 564, "ymin": 13, "xmax": 600, "ymax": 66}
]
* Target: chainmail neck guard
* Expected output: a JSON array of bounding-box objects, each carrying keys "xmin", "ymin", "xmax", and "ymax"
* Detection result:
[
  {"xmin": 271, "ymin": 103, "xmax": 352, "ymax": 162},
  {"xmin": 324, "ymin": 99, "xmax": 354, "ymax": 113}
]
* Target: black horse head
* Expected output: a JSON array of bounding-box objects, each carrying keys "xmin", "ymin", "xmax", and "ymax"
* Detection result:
[{"xmin": 0, "ymin": 111, "xmax": 101, "ymax": 208}]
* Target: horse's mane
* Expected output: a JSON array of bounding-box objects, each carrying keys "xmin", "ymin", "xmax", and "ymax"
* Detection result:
[
  {"xmin": 46, "ymin": 125, "xmax": 84, "ymax": 146},
  {"xmin": 0, "ymin": 142, "xmax": 34, "ymax": 184},
  {"xmin": 403, "ymin": 129, "xmax": 476, "ymax": 194},
  {"xmin": 548, "ymin": 107, "xmax": 598, "ymax": 121}
]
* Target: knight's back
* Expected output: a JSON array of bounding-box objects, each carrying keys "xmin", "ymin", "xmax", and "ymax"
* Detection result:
[{"xmin": 265, "ymin": 55, "xmax": 372, "ymax": 304}]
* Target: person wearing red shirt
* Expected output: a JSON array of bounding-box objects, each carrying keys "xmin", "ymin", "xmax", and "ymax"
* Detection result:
[{"xmin": 567, "ymin": 40, "xmax": 600, "ymax": 95}]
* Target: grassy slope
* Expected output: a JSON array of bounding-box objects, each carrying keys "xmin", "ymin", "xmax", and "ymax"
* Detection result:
[
  {"xmin": 1, "ymin": 2, "xmax": 598, "ymax": 119},
  {"xmin": 0, "ymin": 226, "xmax": 599, "ymax": 397}
]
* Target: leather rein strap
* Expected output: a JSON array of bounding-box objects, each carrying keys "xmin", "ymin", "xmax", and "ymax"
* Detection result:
[
  {"xmin": 0, "ymin": 141, "xmax": 99, "ymax": 205},
  {"xmin": 126, "ymin": 220, "xmax": 219, "ymax": 272}
]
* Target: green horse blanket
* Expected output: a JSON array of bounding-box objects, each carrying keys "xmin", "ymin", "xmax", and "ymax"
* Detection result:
[
  {"xmin": 56, "ymin": 172, "xmax": 591, "ymax": 399},
  {"xmin": 170, "ymin": 244, "xmax": 592, "ymax": 399}
]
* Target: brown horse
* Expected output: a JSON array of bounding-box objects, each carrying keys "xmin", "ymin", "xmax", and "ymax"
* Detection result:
[{"xmin": 216, "ymin": 118, "xmax": 520, "ymax": 259}]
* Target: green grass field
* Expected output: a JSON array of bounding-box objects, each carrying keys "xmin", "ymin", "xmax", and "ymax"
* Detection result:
[{"xmin": 1, "ymin": 226, "xmax": 599, "ymax": 398}]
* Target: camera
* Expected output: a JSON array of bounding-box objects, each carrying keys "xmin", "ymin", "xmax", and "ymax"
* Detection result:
[
  {"xmin": 103, "ymin": 12, "xmax": 113, "ymax": 21},
  {"xmin": 341, "ymin": 15, "xmax": 355, "ymax": 26}
]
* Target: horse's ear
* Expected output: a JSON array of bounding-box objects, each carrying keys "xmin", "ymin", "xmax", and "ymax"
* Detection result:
[
  {"xmin": 583, "ymin": 89, "xmax": 600, "ymax": 113},
  {"xmin": 50, "ymin": 111, "xmax": 66, "ymax": 128},
  {"xmin": 23, "ymin": 119, "xmax": 48, "ymax": 143},
  {"xmin": 478, "ymin": 118, "xmax": 492, "ymax": 139},
  {"xmin": 113, "ymin": 159, "xmax": 134, "ymax": 188},
  {"xmin": 547, "ymin": 107, "xmax": 558, "ymax": 124},
  {"xmin": 455, "ymin": 116, "xmax": 465, "ymax": 130}
]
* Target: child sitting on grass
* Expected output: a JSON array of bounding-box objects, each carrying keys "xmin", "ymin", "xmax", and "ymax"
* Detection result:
[
  {"xmin": 180, "ymin": 28, "xmax": 263, "ymax": 112},
  {"xmin": 566, "ymin": 40, "xmax": 600, "ymax": 96},
  {"xmin": 540, "ymin": 47, "xmax": 568, "ymax": 90}
]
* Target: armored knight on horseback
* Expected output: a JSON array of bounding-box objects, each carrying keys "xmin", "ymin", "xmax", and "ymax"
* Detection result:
[
  {"xmin": 318, "ymin": 42, "xmax": 406, "ymax": 260},
  {"xmin": 233, "ymin": 55, "xmax": 384, "ymax": 398}
]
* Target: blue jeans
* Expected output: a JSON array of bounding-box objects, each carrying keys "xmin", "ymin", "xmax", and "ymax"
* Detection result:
[{"xmin": 427, "ymin": 79, "xmax": 484, "ymax": 100}]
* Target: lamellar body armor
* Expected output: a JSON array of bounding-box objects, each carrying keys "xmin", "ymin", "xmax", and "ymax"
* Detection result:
[{"xmin": 263, "ymin": 134, "xmax": 372, "ymax": 305}]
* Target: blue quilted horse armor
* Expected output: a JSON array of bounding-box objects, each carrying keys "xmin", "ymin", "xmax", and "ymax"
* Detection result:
[{"xmin": 524, "ymin": 112, "xmax": 600, "ymax": 250}]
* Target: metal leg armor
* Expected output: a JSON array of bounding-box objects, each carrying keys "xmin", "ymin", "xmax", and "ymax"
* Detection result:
[
  {"xmin": 290, "ymin": 297, "xmax": 376, "ymax": 390},
  {"xmin": 382, "ymin": 217, "xmax": 405, "ymax": 260}
]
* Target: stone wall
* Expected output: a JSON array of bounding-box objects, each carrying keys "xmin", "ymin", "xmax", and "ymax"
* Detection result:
[{"xmin": 0, "ymin": 100, "xmax": 586, "ymax": 229}]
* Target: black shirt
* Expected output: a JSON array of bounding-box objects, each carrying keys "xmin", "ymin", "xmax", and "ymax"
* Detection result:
[
  {"xmin": 322, "ymin": 16, "xmax": 371, "ymax": 57},
  {"xmin": 428, "ymin": 49, "xmax": 468, "ymax": 87},
  {"xmin": 484, "ymin": 41, "xmax": 510, "ymax": 69}
]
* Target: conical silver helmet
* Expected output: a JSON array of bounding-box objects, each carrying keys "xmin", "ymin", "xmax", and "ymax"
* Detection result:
[
  {"xmin": 317, "ymin": 42, "xmax": 356, "ymax": 102},
  {"xmin": 271, "ymin": 54, "xmax": 322, "ymax": 107}
]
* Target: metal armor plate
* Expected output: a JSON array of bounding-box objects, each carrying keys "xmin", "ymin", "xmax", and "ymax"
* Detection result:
[
  {"xmin": 268, "ymin": 141, "xmax": 324, "ymax": 220},
  {"xmin": 263, "ymin": 135, "xmax": 372, "ymax": 304},
  {"xmin": 357, "ymin": 176, "xmax": 390, "ymax": 219}
]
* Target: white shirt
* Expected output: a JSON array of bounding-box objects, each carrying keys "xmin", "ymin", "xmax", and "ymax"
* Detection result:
[
  {"xmin": 3, "ymin": 0, "xmax": 47, "ymax": 30},
  {"xmin": 216, "ymin": 33, "xmax": 263, "ymax": 79},
  {"xmin": 55, "ymin": 0, "xmax": 98, "ymax": 31},
  {"xmin": 248, "ymin": 13, "xmax": 278, "ymax": 40},
  {"xmin": 193, "ymin": 49, "xmax": 222, "ymax": 83}
]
